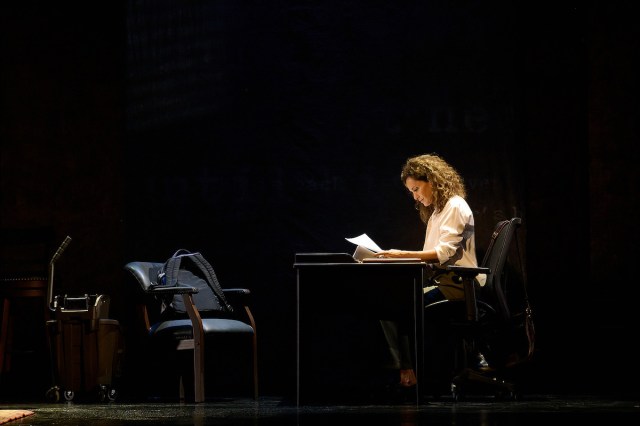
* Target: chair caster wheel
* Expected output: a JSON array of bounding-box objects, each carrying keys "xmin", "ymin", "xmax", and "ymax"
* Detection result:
[
  {"xmin": 45, "ymin": 386, "xmax": 61, "ymax": 403},
  {"xmin": 98, "ymin": 385, "xmax": 118, "ymax": 402}
]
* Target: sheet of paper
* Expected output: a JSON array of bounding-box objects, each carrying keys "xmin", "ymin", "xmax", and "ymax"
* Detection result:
[
  {"xmin": 345, "ymin": 233, "xmax": 383, "ymax": 253},
  {"xmin": 352, "ymin": 245, "xmax": 377, "ymax": 261}
]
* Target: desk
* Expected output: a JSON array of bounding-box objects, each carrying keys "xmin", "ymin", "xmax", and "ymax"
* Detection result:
[{"xmin": 294, "ymin": 260, "xmax": 427, "ymax": 405}]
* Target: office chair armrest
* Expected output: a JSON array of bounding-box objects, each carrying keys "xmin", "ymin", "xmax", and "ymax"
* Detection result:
[
  {"xmin": 446, "ymin": 266, "xmax": 490, "ymax": 322},
  {"xmin": 223, "ymin": 288, "xmax": 251, "ymax": 305},
  {"xmin": 446, "ymin": 266, "xmax": 491, "ymax": 277},
  {"xmin": 147, "ymin": 286, "xmax": 200, "ymax": 296},
  {"xmin": 223, "ymin": 288, "xmax": 251, "ymax": 296}
]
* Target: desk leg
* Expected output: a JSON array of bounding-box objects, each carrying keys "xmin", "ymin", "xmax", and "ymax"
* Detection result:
[
  {"xmin": 413, "ymin": 275, "xmax": 424, "ymax": 405},
  {"xmin": 296, "ymin": 269, "xmax": 300, "ymax": 407}
]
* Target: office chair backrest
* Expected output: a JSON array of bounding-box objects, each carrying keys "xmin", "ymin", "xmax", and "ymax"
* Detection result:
[
  {"xmin": 478, "ymin": 217, "xmax": 535, "ymax": 369},
  {"xmin": 479, "ymin": 217, "xmax": 522, "ymax": 323},
  {"xmin": 125, "ymin": 261, "xmax": 162, "ymax": 292}
]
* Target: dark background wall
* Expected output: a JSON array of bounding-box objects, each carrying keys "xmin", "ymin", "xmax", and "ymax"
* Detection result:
[{"xmin": 1, "ymin": 1, "xmax": 638, "ymax": 399}]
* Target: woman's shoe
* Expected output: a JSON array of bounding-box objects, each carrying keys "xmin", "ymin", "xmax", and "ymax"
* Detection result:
[{"xmin": 475, "ymin": 353, "xmax": 494, "ymax": 372}]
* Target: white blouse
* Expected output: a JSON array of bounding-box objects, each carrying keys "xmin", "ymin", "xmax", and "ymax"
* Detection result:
[{"xmin": 423, "ymin": 195, "xmax": 485, "ymax": 286}]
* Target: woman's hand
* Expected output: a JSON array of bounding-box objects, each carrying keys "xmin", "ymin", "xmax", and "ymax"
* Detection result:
[{"xmin": 375, "ymin": 249, "xmax": 405, "ymax": 258}]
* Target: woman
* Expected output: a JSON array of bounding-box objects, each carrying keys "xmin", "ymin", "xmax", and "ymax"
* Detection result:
[{"xmin": 376, "ymin": 153, "xmax": 484, "ymax": 388}]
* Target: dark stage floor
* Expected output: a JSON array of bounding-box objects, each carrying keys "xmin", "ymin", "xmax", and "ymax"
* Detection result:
[{"xmin": 2, "ymin": 394, "xmax": 639, "ymax": 425}]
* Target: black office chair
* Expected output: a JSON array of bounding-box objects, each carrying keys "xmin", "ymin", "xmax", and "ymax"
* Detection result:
[
  {"xmin": 123, "ymin": 261, "xmax": 258, "ymax": 403},
  {"xmin": 423, "ymin": 217, "xmax": 534, "ymax": 400}
]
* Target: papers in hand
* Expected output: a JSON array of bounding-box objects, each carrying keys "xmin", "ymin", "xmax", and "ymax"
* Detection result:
[
  {"xmin": 346, "ymin": 233, "xmax": 423, "ymax": 263},
  {"xmin": 345, "ymin": 234, "xmax": 382, "ymax": 253},
  {"xmin": 346, "ymin": 233, "xmax": 383, "ymax": 261}
]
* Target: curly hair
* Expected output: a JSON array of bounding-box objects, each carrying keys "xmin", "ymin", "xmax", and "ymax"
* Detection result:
[{"xmin": 400, "ymin": 153, "xmax": 466, "ymax": 224}]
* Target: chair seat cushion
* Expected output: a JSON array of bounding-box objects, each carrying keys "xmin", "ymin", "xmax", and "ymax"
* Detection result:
[{"xmin": 150, "ymin": 318, "xmax": 254, "ymax": 339}]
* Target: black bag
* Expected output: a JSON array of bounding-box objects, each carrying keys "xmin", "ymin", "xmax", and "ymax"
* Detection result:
[
  {"xmin": 154, "ymin": 249, "xmax": 233, "ymax": 317},
  {"xmin": 481, "ymin": 302, "xmax": 535, "ymax": 368}
]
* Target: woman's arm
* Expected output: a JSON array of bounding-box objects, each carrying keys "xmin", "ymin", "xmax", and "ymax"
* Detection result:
[{"xmin": 375, "ymin": 248, "xmax": 439, "ymax": 262}]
